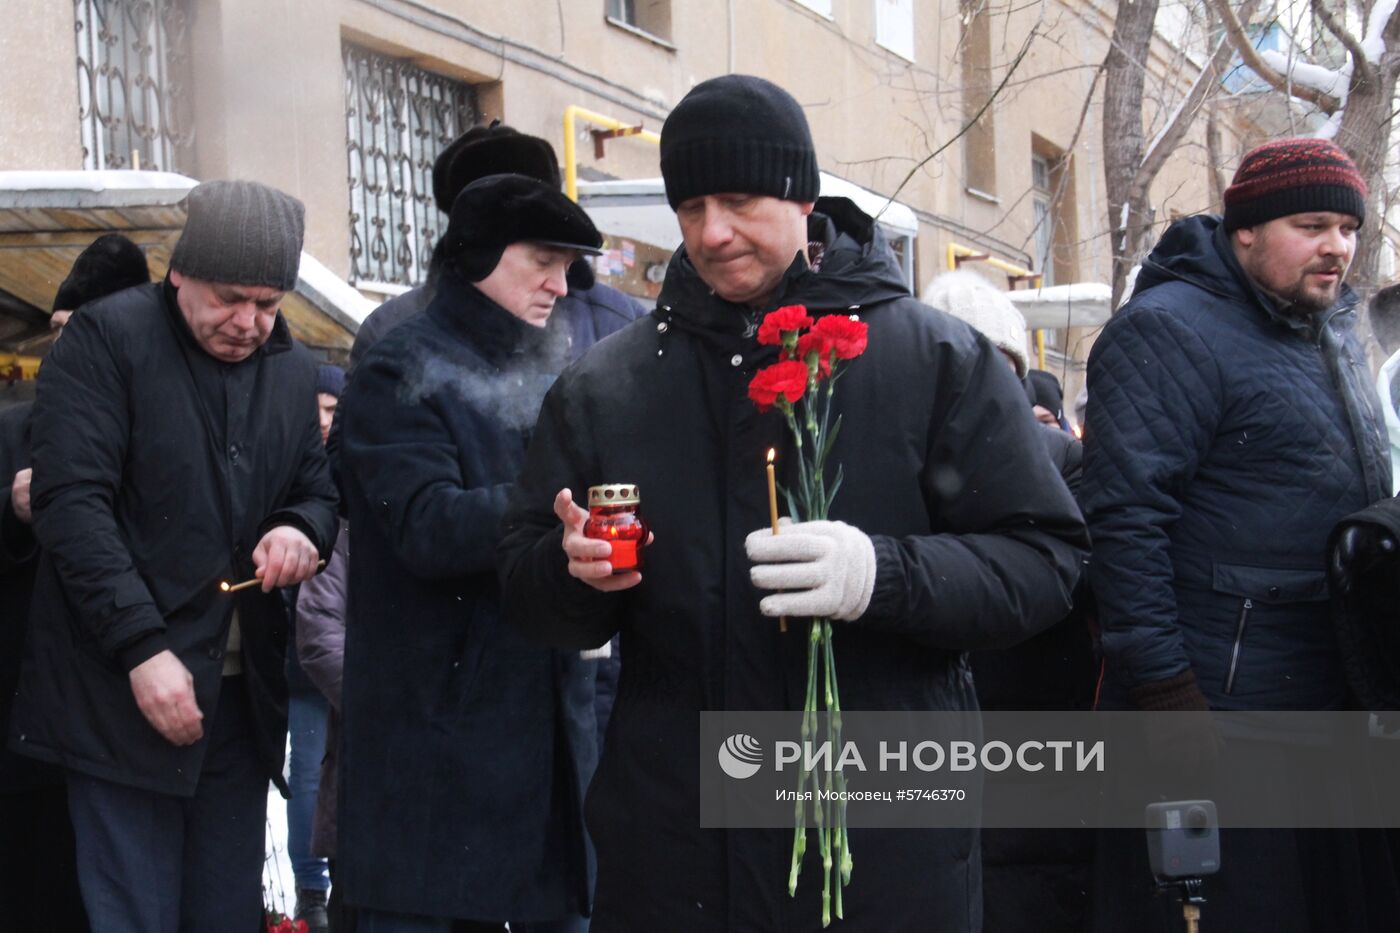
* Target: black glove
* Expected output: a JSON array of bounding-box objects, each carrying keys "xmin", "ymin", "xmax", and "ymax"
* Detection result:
[{"xmin": 1330, "ymin": 523, "xmax": 1397, "ymax": 597}]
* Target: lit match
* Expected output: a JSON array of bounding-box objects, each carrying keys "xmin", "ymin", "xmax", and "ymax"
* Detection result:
[{"xmin": 220, "ymin": 560, "xmax": 326, "ymax": 593}]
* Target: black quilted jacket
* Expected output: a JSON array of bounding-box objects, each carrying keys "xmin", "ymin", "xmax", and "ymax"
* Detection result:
[{"xmin": 1082, "ymin": 215, "xmax": 1391, "ymax": 710}]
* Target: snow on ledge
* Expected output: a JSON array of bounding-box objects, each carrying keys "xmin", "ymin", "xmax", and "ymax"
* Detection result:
[
  {"xmin": 0, "ymin": 170, "xmax": 374, "ymax": 330},
  {"xmin": 1007, "ymin": 282, "xmax": 1113, "ymax": 329},
  {"xmin": 298, "ymin": 253, "xmax": 375, "ymax": 328},
  {"xmin": 0, "ymin": 170, "xmax": 197, "ymax": 208}
]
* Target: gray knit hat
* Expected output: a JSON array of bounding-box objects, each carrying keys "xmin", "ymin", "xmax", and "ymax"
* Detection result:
[{"xmin": 169, "ymin": 180, "xmax": 305, "ymax": 291}]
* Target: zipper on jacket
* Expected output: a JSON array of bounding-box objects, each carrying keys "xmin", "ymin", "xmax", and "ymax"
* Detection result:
[{"xmin": 1223, "ymin": 598, "xmax": 1252, "ymax": 696}]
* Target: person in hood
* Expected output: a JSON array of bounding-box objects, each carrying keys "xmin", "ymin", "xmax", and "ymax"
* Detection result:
[
  {"xmin": 9, "ymin": 181, "xmax": 338, "ymax": 933},
  {"xmin": 923, "ymin": 267, "xmax": 1094, "ymax": 932},
  {"xmin": 498, "ymin": 74, "xmax": 1088, "ymax": 933},
  {"xmin": 1082, "ymin": 138, "xmax": 1398, "ymax": 930},
  {"xmin": 0, "ymin": 232, "xmax": 148, "ymax": 931},
  {"xmin": 336, "ymin": 174, "xmax": 603, "ymax": 933},
  {"xmin": 1370, "ymin": 282, "xmax": 1400, "ymax": 491},
  {"xmin": 1026, "ymin": 369, "xmax": 1071, "ymax": 432}
]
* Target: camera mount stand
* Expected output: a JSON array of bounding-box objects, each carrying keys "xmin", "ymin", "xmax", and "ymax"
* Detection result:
[{"xmin": 1156, "ymin": 876, "xmax": 1206, "ymax": 933}]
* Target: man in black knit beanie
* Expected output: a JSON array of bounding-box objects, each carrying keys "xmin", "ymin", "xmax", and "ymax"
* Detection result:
[{"xmin": 500, "ymin": 74, "xmax": 1087, "ymax": 932}]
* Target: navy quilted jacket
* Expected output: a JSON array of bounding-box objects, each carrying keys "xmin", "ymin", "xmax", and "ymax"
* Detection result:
[{"xmin": 1083, "ymin": 215, "xmax": 1391, "ymax": 710}]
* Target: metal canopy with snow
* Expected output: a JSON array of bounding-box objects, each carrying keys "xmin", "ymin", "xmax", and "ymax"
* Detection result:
[
  {"xmin": 0, "ymin": 170, "xmax": 374, "ymax": 370},
  {"xmin": 1007, "ymin": 283, "xmax": 1113, "ymax": 330}
]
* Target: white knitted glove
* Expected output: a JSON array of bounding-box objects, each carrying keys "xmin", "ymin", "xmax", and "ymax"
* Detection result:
[
  {"xmin": 745, "ymin": 518, "xmax": 877, "ymax": 621},
  {"xmin": 580, "ymin": 642, "xmax": 613, "ymax": 660}
]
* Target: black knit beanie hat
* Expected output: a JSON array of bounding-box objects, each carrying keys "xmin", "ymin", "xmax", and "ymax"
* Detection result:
[
  {"xmin": 660, "ymin": 74, "xmax": 820, "ymax": 210},
  {"xmin": 1025, "ymin": 369, "xmax": 1065, "ymax": 420},
  {"xmin": 53, "ymin": 233, "xmax": 151, "ymax": 311},
  {"xmin": 440, "ymin": 174, "xmax": 603, "ymax": 283},
  {"xmin": 432, "ymin": 122, "xmax": 561, "ymax": 214},
  {"xmin": 1223, "ymin": 138, "xmax": 1367, "ymax": 231},
  {"xmin": 316, "ymin": 363, "xmax": 346, "ymax": 399},
  {"xmin": 169, "ymin": 180, "xmax": 305, "ymax": 291}
]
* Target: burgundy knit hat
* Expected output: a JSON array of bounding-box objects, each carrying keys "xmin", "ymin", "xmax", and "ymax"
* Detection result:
[{"xmin": 1223, "ymin": 138, "xmax": 1366, "ymax": 231}]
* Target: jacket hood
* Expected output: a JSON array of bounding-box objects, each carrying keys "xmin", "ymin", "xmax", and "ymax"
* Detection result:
[
  {"xmin": 656, "ymin": 195, "xmax": 909, "ymax": 332},
  {"xmin": 1134, "ymin": 214, "xmax": 1358, "ymax": 329}
]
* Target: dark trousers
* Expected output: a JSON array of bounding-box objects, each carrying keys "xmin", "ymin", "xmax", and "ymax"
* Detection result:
[
  {"xmin": 1092, "ymin": 827, "xmax": 1400, "ymax": 932},
  {"xmin": 356, "ymin": 911, "xmax": 588, "ymax": 932},
  {"xmin": 0, "ymin": 782, "xmax": 89, "ymax": 930},
  {"xmin": 66, "ymin": 677, "xmax": 267, "ymax": 933}
]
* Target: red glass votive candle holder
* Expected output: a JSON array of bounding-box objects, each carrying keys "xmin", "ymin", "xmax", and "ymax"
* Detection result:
[{"xmin": 584, "ymin": 484, "xmax": 648, "ymax": 574}]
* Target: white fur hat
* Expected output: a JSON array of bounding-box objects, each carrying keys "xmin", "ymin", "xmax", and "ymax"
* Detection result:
[{"xmin": 922, "ymin": 269, "xmax": 1030, "ymax": 379}]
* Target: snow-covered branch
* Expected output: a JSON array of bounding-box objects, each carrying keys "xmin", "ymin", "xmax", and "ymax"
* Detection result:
[
  {"xmin": 1310, "ymin": 0, "xmax": 1372, "ymax": 83},
  {"xmin": 1137, "ymin": 0, "xmax": 1263, "ymax": 194},
  {"xmin": 1205, "ymin": 0, "xmax": 1341, "ymax": 112},
  {"xmin": 1257, "ymin": 49, "xmax": 1349, "ymax": 98}
]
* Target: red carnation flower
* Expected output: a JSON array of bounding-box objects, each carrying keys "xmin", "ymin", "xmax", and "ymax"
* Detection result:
[
  {"xmin": 757, "ymin": 305, "xmax": 814, "ymax": 347},
  {"xmin": 747, "ymin": 360, "xmax": 810, "ymax": 412},
  {"xmin": 811, "ymin": 314, "xmax": 868, "ymax": 360},
  {"xmin": 796, "ymin": 332, "xmax": 834, "ymax": 379}
]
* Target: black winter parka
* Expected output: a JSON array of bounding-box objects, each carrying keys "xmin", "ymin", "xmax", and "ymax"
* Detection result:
[
  {"xmin": 499, "ymin": 200, "xmax": 1089, "ymax": 932},
  {"xmin": 0, "ymin": 401, "xmax": 55, "ymax": 794},
  {"xmin": 9, "ymin": 282, "xmax": 338, "ymax": 795}
]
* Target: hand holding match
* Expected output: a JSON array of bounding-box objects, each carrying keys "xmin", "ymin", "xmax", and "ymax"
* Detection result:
[{"xmin": 220, "ymin": 558, "xmax": 327, "ymax": 594}]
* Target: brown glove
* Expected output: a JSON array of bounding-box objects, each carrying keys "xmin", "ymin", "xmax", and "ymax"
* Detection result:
[
  {"xmin": 1129, "ymin": 670, "xmax": 1211, "ymax": 711},
  {"xmin": 1130, "ymin": 671, "xmax": 1223, "ymax": 775}
]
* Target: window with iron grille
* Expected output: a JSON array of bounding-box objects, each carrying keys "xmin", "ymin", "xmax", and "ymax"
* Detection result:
[
  {"xmin": 74, "ymin": 0, "xmax": 193, "ymax": 171},
  {"xmin": 344, "ymin": 43, "xmax": 480, "ymax": 288}
]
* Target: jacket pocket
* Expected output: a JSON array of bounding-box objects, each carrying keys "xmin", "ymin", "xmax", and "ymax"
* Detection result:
[{"xmin": 1210, "ymin": 562, "xmax": 1328, "ymax": 696}]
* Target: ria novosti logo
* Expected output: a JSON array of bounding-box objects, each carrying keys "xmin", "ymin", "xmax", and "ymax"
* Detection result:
[{"xmin": 718, "ymin": 733, "xmax": 764, "ymax": 779}]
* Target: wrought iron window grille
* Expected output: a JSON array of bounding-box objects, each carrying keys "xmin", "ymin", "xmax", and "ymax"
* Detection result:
[
  {"xmin": 74, "ymin": 0, "xmax": 193, "ymax": 172},
  {"xmin": 344, "ymin": 43, "xmax": 479, "ymax": 288}
]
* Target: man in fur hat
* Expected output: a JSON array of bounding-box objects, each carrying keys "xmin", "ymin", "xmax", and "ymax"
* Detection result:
[{"xmin": 336, "ymin": 174, "xmax": 604, "ymax": 932}]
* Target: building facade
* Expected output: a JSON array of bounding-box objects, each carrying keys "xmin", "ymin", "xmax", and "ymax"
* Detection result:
[{"xmin": 1, "ymin": 0, "xmax": 1265, "ymax": 412}]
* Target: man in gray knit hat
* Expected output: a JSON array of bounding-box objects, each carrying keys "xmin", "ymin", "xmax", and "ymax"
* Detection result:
[{"xmin": 9, "ymin": 179, "xmax": 338, "ymax": 933}]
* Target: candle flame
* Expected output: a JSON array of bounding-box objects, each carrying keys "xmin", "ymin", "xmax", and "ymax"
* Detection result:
[
  {"xmin": 610, "ymin": 526, "xmax": 618, "ymax": 538},
  {"xmin": 766, "ymin": 448, "xmax": 775, "ymax": 464}
]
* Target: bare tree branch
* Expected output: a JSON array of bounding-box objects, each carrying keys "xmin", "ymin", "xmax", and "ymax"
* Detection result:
[
  {"xmin": 1310, "ymin": 0, "xmax": 1374, "ymax": 85},
  {"xmin": 1205, "ymin": 0, "xmax": 1341, "ymax": 112},
  {"xmin": 1134, "ymin": 0, "xmax": 1265, "ymax": 193},
  {"xmin": 1018, "ymin": 59, "xmax": 1105, "ymax": 255},
  {"xmin": 876, "ymin": 25, "xmax": 1039, "ymax": 218}
]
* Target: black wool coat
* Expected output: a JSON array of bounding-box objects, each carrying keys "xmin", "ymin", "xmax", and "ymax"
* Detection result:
[
  {"xmin": 499, "ymin": 199, "xmax": 1090, "ymax": 933},
  {"xmin": 9, "ymin": 282, "xmax": 338, "ymax": 795},
  {"xmin": 0, "ymin": 401, "xmax": 58, "ymax": 794},
  {"xmin": 336, "ymin": 276, "xmax": 598, "ymax": 923}
]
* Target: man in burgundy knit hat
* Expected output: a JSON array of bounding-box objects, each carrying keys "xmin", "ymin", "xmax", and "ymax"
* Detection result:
[{"xmin": 1082, "ymin": 139, "xmax": 1399, "ymax": 929}]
